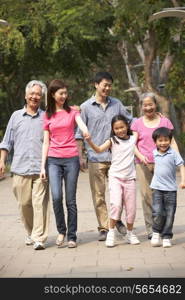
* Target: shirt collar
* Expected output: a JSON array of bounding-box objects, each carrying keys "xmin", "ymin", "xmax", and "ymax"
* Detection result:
[
  {"xmin": 154, "ymin": 146, "xmax": 172, "ymax": 156},
  {"xmin": 90, "ymin": 95, "xmax": 112, "ymax": 105},
  {"xmin": 22, "ymin": 106, "xmax": 42, "ymax": 117}
]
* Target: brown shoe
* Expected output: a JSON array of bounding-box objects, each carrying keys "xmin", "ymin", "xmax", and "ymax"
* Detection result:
[
  {"xmin": 56, "ymin": 234, "xmax": 65, "ymax": 246},
  {"xmin": 68, "ymin": 240, "xmax": 77, "ymax": 248},
  {"xmin": 98, "ymin": 231, "xmax": 108, "ymax": 241}
]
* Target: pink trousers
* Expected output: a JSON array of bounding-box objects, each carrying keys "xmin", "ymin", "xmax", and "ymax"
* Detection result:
[{"xmin": 109, "ymin": 176, "xmax": 136, "ymax": 224}]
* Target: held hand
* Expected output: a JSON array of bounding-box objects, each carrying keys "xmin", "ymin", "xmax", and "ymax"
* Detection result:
[
  {"xmin": 79, "ymin": 157, "xmax": 87, "ymax": 172},
  {"xmin": 140, "ymin": 155, "xmax": 149, "ymax": 165},
  {"xmin": 0, "ymin": 161, "xmax": 6, "ymax": 176},
  {"xmin": 179, "ymin": 182, "xmax": 185, "ymax": 189},
  {"xmin": 40, "ymin": 168, "xmax": 46, "ymax": 180},
  {"xmin": 83, "ymin": 131, "xmax": 91, "ymax": 140},
  {"xmin": 156, "ymin": 112, "xmax": 163, "ymax": 118},
  {"xmin": 71, "ymin": 105, "xmax": 80, "ymax": 111}
]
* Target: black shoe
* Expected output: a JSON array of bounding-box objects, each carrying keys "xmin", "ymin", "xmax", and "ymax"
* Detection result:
[
  {"xmin": 148, "ymin": 233, "xmax": 152, "ymax": 240},
  {"xmin": 98, "ymin": 231, "xmax": 108, "ymax": 241},
  {"xmin": 115, "ymin": 220, "xmax": 127, "ymax": 236}
]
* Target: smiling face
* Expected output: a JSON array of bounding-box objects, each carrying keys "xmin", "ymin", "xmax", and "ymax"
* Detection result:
[
  {"xmin": 95, "ymin": 79, "xmax": 112, "ymax": 99},
  {"xmin": 156, "ymin": 136, "xmax": 171, "ymax": 153},
  {"xmin": 53, "ymin": 87, "xmax": 68, "ymax": 109},
  {"xmin": 25, "ymin": 84, "xmax": 42, "ymax": 111},
  {"xmin": 113, "ymin": 120, "xmax": 129, "ymax": 139},
  {"xmin": 141, "ymin": 96, "xmax": 157, "ymax": 118}
]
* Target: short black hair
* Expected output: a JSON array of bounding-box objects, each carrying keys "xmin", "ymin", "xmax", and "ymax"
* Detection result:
[
  {"xmin": 94, "ymin": 72, "xmax": 113, "ymax": 84},
  {"xmin": 152, "ymin": 127, "xmax": 173, "ymax": 142}
]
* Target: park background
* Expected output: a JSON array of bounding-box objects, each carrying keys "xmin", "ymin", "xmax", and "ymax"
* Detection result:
[{"xmin": 0, "ymin": 0, "xmax": 185, "ymax": 158}]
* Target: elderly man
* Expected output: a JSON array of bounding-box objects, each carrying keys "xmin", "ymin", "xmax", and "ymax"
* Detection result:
[{"xmin": 0, "ymin": 80, "xmax": 50, "ymax": 250}]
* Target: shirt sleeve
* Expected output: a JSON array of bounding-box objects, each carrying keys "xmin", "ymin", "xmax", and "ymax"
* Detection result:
[
  {"xmin": 0, "ymin": 113, "xmax": 15, "ymax": 152},
  {"xmin": 174, "ymin": 150, "xmax": 184, "ymax": 166},
  {"xmin": 164, "ymin": 117, "xmax": 174, "ymax": 130},
  {"xmin": 119, "ymin": 102, "xmax": 133, "ymax": 123}
]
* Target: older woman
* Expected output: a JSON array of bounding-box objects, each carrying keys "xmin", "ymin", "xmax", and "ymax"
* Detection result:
[{"xmin": 131, "ymin": 92, "xmax": 179, "ymax": 239}]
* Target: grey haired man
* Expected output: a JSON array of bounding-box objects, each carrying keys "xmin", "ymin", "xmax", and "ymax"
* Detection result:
[{"xmin": 0, "ymin": 80, "xmax": 50, "ymax": 250}]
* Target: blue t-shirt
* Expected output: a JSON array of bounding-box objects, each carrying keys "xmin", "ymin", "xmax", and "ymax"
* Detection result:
[{"xmin": 150, "ymin": 147, "xmax": 184, "ymax": 191}]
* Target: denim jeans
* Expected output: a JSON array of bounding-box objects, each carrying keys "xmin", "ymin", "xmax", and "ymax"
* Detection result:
[
  {"xmin": 152, "ymin": 189, "xmax": 177, "ymax": 239},
  {"xmin": 48, "ymin": 156, "xmax": 80, "ymax": 242}
]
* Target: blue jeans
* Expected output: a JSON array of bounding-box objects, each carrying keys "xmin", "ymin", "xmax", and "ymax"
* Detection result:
[
  {"xmin": 152, "ymin": 189, "xmax": 177, "ymax": 239},
  {"xmin": 48, "ymin": 156, "xmax": 80, "ymax": 242}
]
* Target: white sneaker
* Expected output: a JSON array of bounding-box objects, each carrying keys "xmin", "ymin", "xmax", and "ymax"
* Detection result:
[
  {"xmin": 33, "ymin": 241, "xmax": 45, "ymax": 250},
  {"xmin": 25, "ymin": 236, "xmax": 34, "ymax": 245},
  {"xmin": 105, "ymin": 230, "xmax": 115, "ymax": 247},
  {"xmin": 151, "ymin": 232, "xmax": 162, "ymax": 247},
  {"xmin": 126, "ymin": 231, "xmax": 140, "ymax": 245},
  {"xmin": 163, "ymin": 238, "xmax": 172, "ymax": 248}
]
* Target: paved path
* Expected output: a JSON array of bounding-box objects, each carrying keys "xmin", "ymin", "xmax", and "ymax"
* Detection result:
[{"xmin": 0, "ymin": 171, "xmax": 185, "ymax": 278}]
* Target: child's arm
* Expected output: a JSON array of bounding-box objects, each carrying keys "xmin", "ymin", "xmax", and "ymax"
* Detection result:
[
  {"xmin": 134, "ymin": 146, "xmax": 149, "ymax": 164},
  {"xmin": 86, "ymin": 137, "xmax": 111, "ymax": 153},
  {"xmin": 179, "ymin": 165, "xmax": 185, "ymax": 189}
]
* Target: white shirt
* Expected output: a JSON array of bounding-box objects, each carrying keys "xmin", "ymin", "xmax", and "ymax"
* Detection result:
[{"xmin": 109, "ymin": 135, "xmax": 136, "ymax": 180}]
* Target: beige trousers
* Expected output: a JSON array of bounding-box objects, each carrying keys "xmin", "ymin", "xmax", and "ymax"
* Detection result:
[
  {"xmin": 136, "ymin": 163, "xmax": 154, "ymax": 235},
  {"xmin": 13, "ymin": 174, "xmax": 50, "ymax": 243},
  {"xmin": 88, "ymin": 162, "xmax": 111, "ymax": 232}
]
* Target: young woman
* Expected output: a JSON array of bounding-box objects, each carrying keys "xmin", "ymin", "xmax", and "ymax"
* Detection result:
[
  {"xmin": 40, "ymin": 79, "xmax": 89, "ymax": 248},
  {"xmin": 86, "ymin": 115, "xmax": 146, "ymax": 247}
]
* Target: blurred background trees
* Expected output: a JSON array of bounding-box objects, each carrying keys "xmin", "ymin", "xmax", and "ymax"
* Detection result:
[{"xmin": 0, "ymin": 0, "xmax": 185, "ymax": 155}]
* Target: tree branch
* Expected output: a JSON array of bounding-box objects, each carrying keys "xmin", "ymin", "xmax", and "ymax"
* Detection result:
[
  {"xmin": 159, "ymin": 51, "xmax": 174, "ymax": 84},
  {"xmin": 117, "ymin": 40, "xmax": 141, "ymax": 98}
]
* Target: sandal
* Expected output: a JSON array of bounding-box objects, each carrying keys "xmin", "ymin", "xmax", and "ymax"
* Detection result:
[{"xmin": 56, "ymin": 234, "xmax": 65, "ymax": 246}]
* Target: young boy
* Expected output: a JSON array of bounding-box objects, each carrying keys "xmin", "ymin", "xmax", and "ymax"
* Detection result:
[{"xmin": 150, "ymin": 127, "xmax": 185, "ymax": 248}]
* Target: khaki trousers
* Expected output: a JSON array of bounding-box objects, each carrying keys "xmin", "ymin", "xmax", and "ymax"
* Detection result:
[
  {"xmin": 13, "ymin": 174, "xmax": 50, "ymax": 243},
  {"xmin": 88, "ymin": 162, "xmax": 111, "ymax": 232},
  {"xmin": 136, "ymin": 164, "xmax": 154, "ymax": 235}
]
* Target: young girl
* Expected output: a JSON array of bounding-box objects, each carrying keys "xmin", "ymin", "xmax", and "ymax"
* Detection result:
[
  {"xmin": 86, "ymin": 115, "xmax": 147, "ymax": 247},
  {"xmin": 40, "ymin": 79, "xmax": 89, "ymax": 248}
]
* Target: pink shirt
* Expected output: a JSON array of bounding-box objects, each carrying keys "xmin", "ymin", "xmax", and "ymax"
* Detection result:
[
  {"xmin": 43, "ymin": 108, "xmax": 80, "ymax": 158},
  {"xmin": 131, "ymin": 116, "xmax": 174, "ymax": 163}
]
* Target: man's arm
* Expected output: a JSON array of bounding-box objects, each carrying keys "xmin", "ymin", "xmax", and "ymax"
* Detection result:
[
  {"xmin": 0, "ymin": 114, "xmax": 15, "ymax": 176},
  {"xmin": 0, "ymin": 149, "xmax": 8, "ymax": 176},
  {"xmin": 76, "ymin": 139, "xmax": 87, "ymax": 171}
]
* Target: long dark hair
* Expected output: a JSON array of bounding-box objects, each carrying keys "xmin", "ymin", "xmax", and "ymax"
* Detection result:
[
  {"xmin": 46, "ymin": 79, "xmax": 71, "ymax": 118},
  {"xmin": 110, "ymin": 115, "xmax": 132, "ymax": 144}
]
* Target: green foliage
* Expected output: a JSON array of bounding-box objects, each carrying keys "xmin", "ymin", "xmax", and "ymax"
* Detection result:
[{"xmin": 0, "ymin": 0, "xmax": 185, "ymax": 146}]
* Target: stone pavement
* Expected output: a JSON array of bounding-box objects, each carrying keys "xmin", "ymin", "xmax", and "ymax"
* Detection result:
[{"xmin": 0, "ymin": 171, "xmax": 185, "ymax": 278}]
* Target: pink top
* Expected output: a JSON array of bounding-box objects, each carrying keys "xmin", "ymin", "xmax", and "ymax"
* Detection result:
[
  {"xmin": 43, "ymin": 108, "xmax": 80, "ymax": 158},
  {"xmin": 109, "ymin": 135, "xmax": 136, "ymax": 179},
  {"xmin": 131, "ymin": 116, "xmax": 174, "ymax": 163}
]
